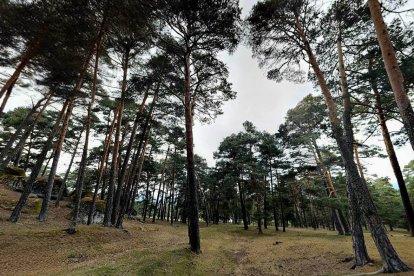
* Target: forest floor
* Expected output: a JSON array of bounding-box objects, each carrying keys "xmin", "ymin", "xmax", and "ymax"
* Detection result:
[{"xmin": 1, "ymin": 184, "xmax": 414, "ymax": 276}]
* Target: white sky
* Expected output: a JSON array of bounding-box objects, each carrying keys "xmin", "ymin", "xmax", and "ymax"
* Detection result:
[{"xmin": 193, "ymin": 0, "xmax": 414, "ymax": 185}]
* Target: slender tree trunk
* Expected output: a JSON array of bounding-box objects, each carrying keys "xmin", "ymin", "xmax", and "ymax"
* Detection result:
[
  {"xmin": 370, "ymin": 66, "xmax": 414, "ymax": 236},
  {"xmin": 38, "ymin": 100, "xmax": 75, "ymax": 221},
  {"xmin": 368, "ymin": 0, "xmax": 414, "ymax": 151},
  {"xmin": 0, "ymin": 28, "xmax": 47, "ymax": 99},
  {"xmin": 117, "ymin": 128, "xmax": 152, "ymax": 227},
  {"xmin": 55, "ymin": 126, "xmax": 84, "ymax": 207},
  {"xmin": 297, "ymin": 17, "xmax": 410, "ymax": 272},
  {"xmin": 353, "ymin": 142, "xmax": 366, "ymax": 181},
  {"xmin": 0, "ymin": 94, "xmax": 52, "ymax": 167},
  {"xmin": 152, "ymin": 146, "xmax": 170, "ymax": 223},
  {"xmin": 238, "ymin": 180, "xmax": 249, "ymax": 230},
  {"xmin": 9, "ymin": 100, "xmax": 69, "ymax": 222},
  {"xmin": 0, "ymin": 79, "xmax": 15, "ymax": 116},
  {"xmin": 269, "ymin": 160, "xmax": 279, "ymax": 231},
  {"xmin": 275, "ymin": 168, "xmax": 286, "ymax": 232},
  {"xmin": 88, "ymin": 108, "xmax": 117, "ymax": 224}
]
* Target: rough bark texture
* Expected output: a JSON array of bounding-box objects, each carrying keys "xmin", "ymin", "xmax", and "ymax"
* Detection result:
[
  {"xmin": 368, "ymin": 0, "xmax": 414, "ymax": 151},
  {"xmin": 296, "ymin": 16, "xmax": 410, "ymax": 271},
  {"xmin": 370, "ymin": 66, "xmax": 414, "ymax": 237},
  {"xmin": 184, "ymin": 51, "xmax": 201, "ymax": 253}
]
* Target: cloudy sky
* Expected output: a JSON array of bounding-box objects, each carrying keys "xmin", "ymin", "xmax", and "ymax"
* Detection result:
[
  {"xmin": 193, "ymin": 0, "xmax": 414, "ymax": 184},
  {"xmin": 3, "ymin": 0, "xmax": 413, "ymax": 185}
]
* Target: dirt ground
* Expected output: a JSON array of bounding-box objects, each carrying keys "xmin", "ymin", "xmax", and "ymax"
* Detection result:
[{"xmin": 1, "ymin": 184, "xmax": 414, "ymax": 276}]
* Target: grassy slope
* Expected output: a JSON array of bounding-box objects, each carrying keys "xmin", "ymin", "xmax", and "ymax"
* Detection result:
[{"xmin": 1, "ymin": 184, "xmax": 414, "ymax": 276}]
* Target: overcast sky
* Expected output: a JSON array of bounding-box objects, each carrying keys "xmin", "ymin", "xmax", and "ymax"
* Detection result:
[
  {"xmin": 3, "ymin": 0, "xmax": 414, "ymax": 185},
  {"xmin": 193, "ymin": 0, "xmax": 414, "ymax": 185}
]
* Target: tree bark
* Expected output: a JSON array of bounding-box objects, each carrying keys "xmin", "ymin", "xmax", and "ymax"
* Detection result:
[
  {"xmin": 296, "ymin": 16, "xmax": 410, "ymax": 272},
  {"xmin": 368, "ymin": 0, "xmax": 414, "ymax": 151},
  {"xmin": 38, "ymin": 100, "xmax": 75, "ymax": 221},
  {"xmin": 369, "ymin": 64, "xmax": 414, "ymax": 237},
  {"xmin": 0, "ymin": 93, "xmax": 52, "ymax": 167},
  {"xmin": 9, "ymin": 100, "xmax": 69, "ymax": 222},
  {"xmin": 55, "ymin": 126, "xmax": 84, "ymax": 207}
]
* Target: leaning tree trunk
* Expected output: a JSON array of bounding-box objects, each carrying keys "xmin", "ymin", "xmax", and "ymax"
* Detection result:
[
  {"xmin": 368, "ymin": 0, "xmax": 414, "ymax": 151},
  {"xmin": 38, "ymin": 100, "xmax": 75, "ymax": 221},
  {"xmin": 296, "ymin": 16, "xmax": 411, "ymax": 272},
  {"xmin": 8, "ymin": 100, "xmax": 69, "ymax": 222},
  {"xmin": 0, "ymin": 28, "xmax": 47, "ymax": 99},
  {"xmin": 117, "ymin": 125, "xmax": 153, "ymax": 228},
  {"xmin": 0, "ymin": 93, "xmax": 52, "ymax": 167},
  {"xmin": 0, "ymin": 80, "xmax": 16, "ymax": 116},
  {"xmin": 369, "ymin": 66, "xmax": 414, "ymax": 237},
  {"xmin": 55, "ymin": 125, "xmax": 85, "ymax": 207}
]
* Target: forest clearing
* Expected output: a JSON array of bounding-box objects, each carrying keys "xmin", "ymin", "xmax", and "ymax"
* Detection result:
[
  {"xmin": 1, "ymin": 184, "xmax": 413, "ymax": 276},
  {"xmin": 1, "ymin": 0, "xmax": 414, "ymax": 275}
]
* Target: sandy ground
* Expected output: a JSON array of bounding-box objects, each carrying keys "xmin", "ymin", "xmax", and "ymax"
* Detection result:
[{"xmin": 1, "ymin": 184, "xmax": 414, "ymax": 276}]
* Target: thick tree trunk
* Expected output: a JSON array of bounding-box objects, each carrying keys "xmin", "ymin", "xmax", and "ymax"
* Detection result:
[
  {"xmin": 183, "ymin": 51, "xmax": 201, "ymax": 253},
  {"xmin": 368, "ymin": 0, "xmax": 414, "ymax": 151},
  {"xmin": 297, "ymin": 17, "xmax": 411, "ymax": 271},
  {"xmin": 9, "ymin": 100, "xmax": 69, "ymax": 222},
  {"xmin": 38, "ymin": 100, "xmax": 75, "ymax": 221}
]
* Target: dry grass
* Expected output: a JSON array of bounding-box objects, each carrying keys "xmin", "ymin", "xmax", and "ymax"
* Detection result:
[{"xmin": 0, "ymin": 184, "xmax": 414, "ymax": 276}]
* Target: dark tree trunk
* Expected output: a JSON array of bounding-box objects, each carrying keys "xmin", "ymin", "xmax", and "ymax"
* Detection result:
[
  {"xmin": 88, "ymin": 108, "xmax": 117, "ymax": 224},
  {"xmin": 56, "ymin": 126, "xmax": 84, "ymax": 207},
  {"xmin": 152, "ymin": 147, "xmax": 170, "ymax": 223},
  {"xmin": 38, "ymin": 100, "xmax": 75, "ymax": 221},
  {"xmin": 0, "ymin": 79, "xmax": 16, "ymax": 116},
  {"xmin": 297, "ymin": 17, "xmax": 410, "ymax": 271},
  {"xmin": 183, "ymin": 52, "xmax": 201, "ymax": 253},
  {"xmin": 0, "ymin": 94, "xmax": 51, "ymax": 167},
  {"xmin": 9, "ymin": 100, "xmax": 69, "ymax": 222},
  {"xmin": 0, "ymin": 28, "xmax": 47, "ymax": 99},
  {"xmin": 238, "ymin": 180, "xmax": 249, "ymax": 230},
  {"xmin": 370, "ymin": 65, "xmax": 414, "ymax": 237}
]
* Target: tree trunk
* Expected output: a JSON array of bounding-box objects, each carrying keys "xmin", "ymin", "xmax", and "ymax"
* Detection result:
[
  {"xmin": 0, "ymin": 93, "xmax": 52, "ymax": 167},
  {"xmin": 38, "ymin": 100, "xmax": 75, "ymax": 221},
  {"xmin": 152, "ymin": 146, "xmax": 170, "ymax": 223},
  {"xmin": 183, "ymin": 51, "xmax": 201, "ymax": 253},
  {"xmin": 368, "ymin": 0, "xmax": 414, "ymax": 151},
  {"xmin": 0, "ymin": 28, "xmax": 47, "ymax": 99},
  {"xmin": 238, "ymin": 180, "xmax": 249, "ymax": 230},
  {"xmin": 88, "ymin": 108, "xmax": 117, "ymax": 224},
  {"xmin": 55, "ymin": 126, "xmax": 84, "ymax": 207},
  {"xmin": 0, "ymin": 79, "xmax": 16, "ymax": 116},
  {"xmin": 370, "ymin": 66, "xmax": 414, "ymax": 237},
  {"xmin": 269, "ymin": 160, "xmax": 279, "ymax": 231},
  {"xmin": 9, "ymin": 100, "xmax": 69, "ymax": 222},
  {"xmin": 296, "ymin": 17, "xmax": 410, "ymax": 272}
]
